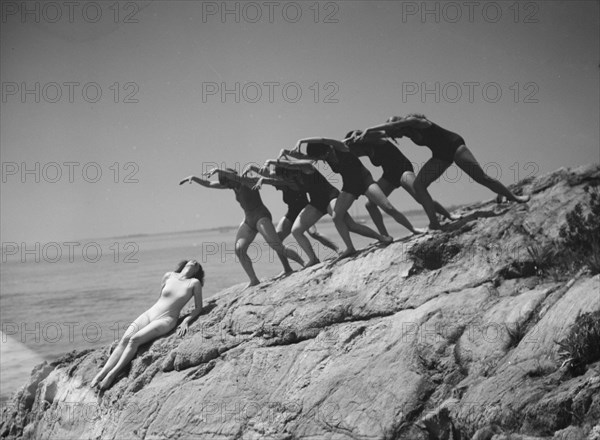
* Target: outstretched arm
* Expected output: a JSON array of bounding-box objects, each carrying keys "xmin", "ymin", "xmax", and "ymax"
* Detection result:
[
  {"xmin": 363, "ymin": 116, "xmax": 431, "ymax": 137},
  {"xmin": 179, "ymin": 175, "xmax": 227, "ymax": 189},
  {"xmin": 205, "ymin": 168, "xmax": 261, "ymax": 190},
  {"xmin": 296, "ymin": 137, "xmax": 349, "ymax": 153},
  {"xmin": 268, "ymin": 158, "xmax": 316, "ymax": 173},
  {"xmin": 253, "ymin": 176, "xmax": 295, "ymax": 191},
  {"xmin": 177, "ymin": 281, "xmax": 203, "ymax": 337}
]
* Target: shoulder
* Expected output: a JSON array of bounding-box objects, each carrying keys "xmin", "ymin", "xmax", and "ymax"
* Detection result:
[{"xmin": 162, "ymin": 271, "xmax": 174, "ymax": 280}]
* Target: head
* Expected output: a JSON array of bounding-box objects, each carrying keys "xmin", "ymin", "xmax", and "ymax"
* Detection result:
[
  {"xmin": 175, "ymin": 259, "xmax": 205, "ymax": 285},
  {"xmin": 305, "ymin": 142, "xmax": 332, "ymax": 160},
  {"xmin": 386, "ymin": 116, "xmax": 403, "ymax": 123},
  {"xmin": 345, "ymin": 130, "xmax": 362, "ymax": 140},
  {"xmin": 218, "ymin": 168, "xmax": 241, "ymax": 189}
]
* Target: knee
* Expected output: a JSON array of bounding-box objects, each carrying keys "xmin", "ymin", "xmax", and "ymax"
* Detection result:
[
  {"xmin": 379, "ymin": 201, "xmax": 395, "ymax": 214},
  {"xmin": 235, "ymin": 242, "xmax": 247, "ymax": 257},
  {"xmin": 119, "ymin": 334, "xmax": 131, "ymax": 347},
  {"xmin": 127, "ymin": 334, "xmax": 142, "ymax": 348},
  {"xmin": 291, "ymin": 223, "xmax": 305, "ymax": 238}
]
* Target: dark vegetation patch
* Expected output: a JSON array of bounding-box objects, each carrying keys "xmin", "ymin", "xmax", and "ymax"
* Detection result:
[
  {"xmin": 556, "ymin": 310, "xmax": 600, "ymax": 377},
  {"xmin": 409, "ymin": 237, "xmax": 462, "ymax": 275},
  {"xmin": 498, "ymin": 186, "xmax": 600, "ymax": 281}
]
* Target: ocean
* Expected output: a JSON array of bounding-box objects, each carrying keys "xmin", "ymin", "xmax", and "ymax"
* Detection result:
[{"xmin": 0, "ymin": 213, "xmax": 427, "ymax": 404}]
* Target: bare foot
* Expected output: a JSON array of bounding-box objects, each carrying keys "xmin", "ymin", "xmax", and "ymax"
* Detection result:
[
  {"xmin": 99, "ymin": 374, "xmax": 115, "ymax": 390},
  {"xmin": 276, "ymin": 269, "xmax": 294, "ymax": 278},
  {"xmin": 304, "ymin": 259, "xmax": 320, "ymax": 267},
  {"xmin": 244, "ymin": 280, "xmax": 260, "ymax": 290},
  {"xmin": 90, "ymin": 375, "xmax": 102, "ymax": 388},
  {"xmin": 338, "ymin": 248, "xmax": 356, "ymax": 259},
  {"xmin": 415, "ymin": 227, "xmax": 430, "ymax": 234},
  {"xmin": 379, "ymin": 235, "xmax": 393, "ymax": 244},
  {"xmin": 515, "ymin": 194, "xmax": 530, "ymax": 203},
  {"xmin": 447, "ymin": 214, "xmax": 462, "ymax": 221}
]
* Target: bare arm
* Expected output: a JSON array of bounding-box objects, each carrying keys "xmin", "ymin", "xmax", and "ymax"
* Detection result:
[
  {"xmin": 177, "ymin": 281, "xmax": 203, "ymax": 336},
  {"xmin": 254, "ymin": 176, "xmax": 295, "ymax": 190},
  {"xmin": 363, "ymin": 117, "xmax": 431, "ymax": 136},
  {"xmin": 179, "ymin": 175, "xmax": 227, "ymax": 189},
  {"xmin": 269, "ymin": 158, "xmax": 316, "ymax": 173},
  {"xmin": 296, "ymin": 137, "xmax": 349, "ymax": 153},
  {"xmin": 209, "ymin": 168, "xmax": 261, "ymax": 189}
]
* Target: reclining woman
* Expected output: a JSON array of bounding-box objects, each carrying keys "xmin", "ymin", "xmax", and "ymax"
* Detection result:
[
  {"xmin": 242, "ymin": 163, "xmax": 339, "ymax": 256},
  {"xmin": 91, "ymin": 260, "xmax": 204, "ymax": 390},
  {"xmin": 345, "ymin": 129, "xmax": 458, "ymax": 233},
  {"xmin": 358, "ymin": 114, "xmax": 529, "ymax": 225},
  {"xmin": 180, "ymin": 168, "xmax": 304, "ymax": 287},
  {"xmin": 276, "ymin": 144, "xmax": 424, "ymax": 259}
]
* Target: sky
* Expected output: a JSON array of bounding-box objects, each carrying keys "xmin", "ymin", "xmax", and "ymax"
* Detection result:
[{"xmin": 1, "ymin": 0, "xmax": 599, "ymax": 243}]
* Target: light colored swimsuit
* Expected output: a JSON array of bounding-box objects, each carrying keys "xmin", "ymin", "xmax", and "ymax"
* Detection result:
[{"xmin": 132, "ymin": 275, "xmax": 195, "ymax": 334}]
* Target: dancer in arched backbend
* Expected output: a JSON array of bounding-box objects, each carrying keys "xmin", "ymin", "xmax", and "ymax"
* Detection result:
[{"xmin": 180, "ymin": 168, "xmax": 304, "ymax": 287}]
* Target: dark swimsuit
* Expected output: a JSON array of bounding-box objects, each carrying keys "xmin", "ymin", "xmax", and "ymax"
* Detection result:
[
  {"xmin": 390, "ymin": 122, "xmax": 465, "ymax": 164},
  {"xmin": 281, "ymin": 188, "xmax": 309, "ymax": 222},
  {"xmin": 367, "ymin": 140, "xmax": 414, "ymax": 188},
  {"xmin": 327, "ymin": 150, "xmax": 375, "ymax": 198},
  {"xmin": 234, "ymin": 185, "xmax": 272, "ymax": 232},
  {"xmin": 296, "ymin": 169, "xmax": 340, "ymax": 215}
]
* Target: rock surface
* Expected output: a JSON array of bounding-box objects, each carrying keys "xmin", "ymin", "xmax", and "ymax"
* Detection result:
[{"xmin": 2, "ymin": 164, "xmax": 600, "ymax": 440}]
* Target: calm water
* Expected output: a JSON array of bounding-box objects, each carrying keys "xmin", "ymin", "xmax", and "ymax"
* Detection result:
[{"xmin": 0, "ymin": 213, "xmax": 427, "ymax": 403}]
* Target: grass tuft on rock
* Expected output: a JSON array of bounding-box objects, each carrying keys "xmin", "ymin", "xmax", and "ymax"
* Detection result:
[{"xmin": 556, "ymin": 310, "xmax": 600, "ymax": 376}]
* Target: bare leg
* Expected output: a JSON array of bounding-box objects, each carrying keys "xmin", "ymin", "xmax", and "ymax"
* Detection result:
[
  {"xmin": 307, "ymin": 225, "xmax": 339, "ymax": 253},
  {"xmin": 454, "ymin": 145, "xmax": 530, "ymax": 203},
  {"xmin": 399, "ymin": 172, "xmax": 458, "ymax": 221},
  {"xmin": 256, "ymin": 217, "xmax": 304, "ymax": 273},
  {"xmin": 365, "ymin": 178, "xmax": 395, "ymax": 236},
  {"xmin": 292, "ymin": 206, "xmax": 326, "ymax": 266},
  {"xmin": 332, "ymin": 192, "xmax": 358, "ymax": 258},
  {"xmin": 235, "ymin": 222, "xmax": 260, "ymax": 287},
  {"xmin": 414, "ymin": 158, "xmax": 452, "ymax": 229},
  {"xmin": 276, "ymin": 216, "xmax": 292, "ymax": 242},
  {"xmin": 91, "ymin": 313, "xmax": 149, "ymax": 387},
  {"xmin": 364, "ymin": 184, "xmax": 425, "ymax": 234},
  {"xmin": 100, "ymin": 319, "xmax": 174, "ymax": 390}
]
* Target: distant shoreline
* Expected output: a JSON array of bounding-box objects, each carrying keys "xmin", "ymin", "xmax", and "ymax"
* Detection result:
[{"xmin": 12, "ymin": 206, "xmax": 462, "ymax": 245}]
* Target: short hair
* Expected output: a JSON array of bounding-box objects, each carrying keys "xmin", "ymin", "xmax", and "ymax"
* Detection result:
[{"xmin": 305, "ymin": 142, "xmax": 330, "ymax": 158}]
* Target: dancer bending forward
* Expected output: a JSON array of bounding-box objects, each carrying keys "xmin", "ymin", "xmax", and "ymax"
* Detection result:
[
  {"xmin": 359, "ymin": 114, "xmax": 529, "ymax": 226},
  {"xmin": 180, "ymin": 168, "xmax": 303, "ymax": 287}
]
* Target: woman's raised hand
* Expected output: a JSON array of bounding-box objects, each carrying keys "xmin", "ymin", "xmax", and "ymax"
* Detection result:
[
  {"xmin": 203, "ymin": 168, "xmax": 218, "ymax": 178},
  {"xmin": 179, "ymin": 175, "xmax": 196, "ymax": 185},
  {"xmin": 252, "ymin": 177, "xmax": 265, "ymax": 191},
  {"xmin": 241, "ymin": 164, "xmax": 254, "ymax": 177}
]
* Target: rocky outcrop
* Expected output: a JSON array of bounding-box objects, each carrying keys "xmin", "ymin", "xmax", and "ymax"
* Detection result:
[{"xmin": 2, "ymin": 164, "xmax": 600, "ymax": 440}]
